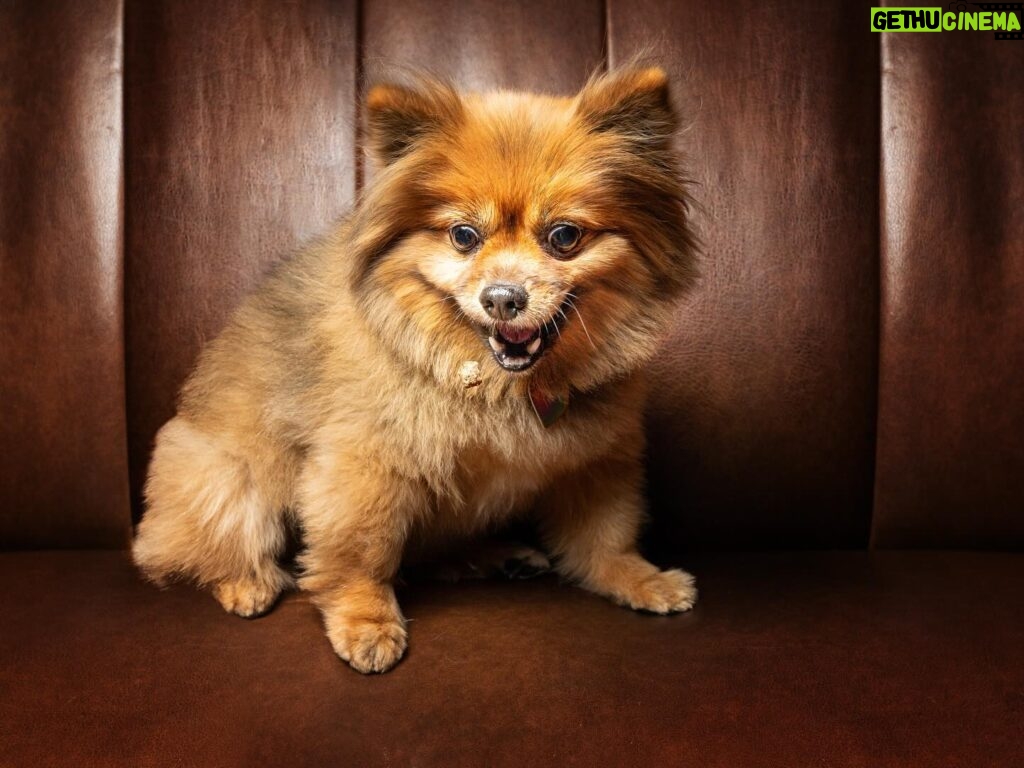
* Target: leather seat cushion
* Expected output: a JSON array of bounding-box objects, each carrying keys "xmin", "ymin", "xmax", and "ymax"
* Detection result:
[{"xmin": 1, "ymin": 550, "xmax": 1020, "ymax": 767}]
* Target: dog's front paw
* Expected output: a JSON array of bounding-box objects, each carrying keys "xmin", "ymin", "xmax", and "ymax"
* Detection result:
[
  {"xmin": 213, "ymin": 575, "xmax": 285, "ymax": 618},
  {"xmin": 620, "ymin": 568, "xmax": 697, "ymax": 614},
  {"xmin": 325, "ymin": 613, "xmax": 408, "ymax": 674}
]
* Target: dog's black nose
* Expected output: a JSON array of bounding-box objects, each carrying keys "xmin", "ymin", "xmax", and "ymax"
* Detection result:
[{"xmin": 479, "ymin": 283, "xmax": 528, "ymax": 321}]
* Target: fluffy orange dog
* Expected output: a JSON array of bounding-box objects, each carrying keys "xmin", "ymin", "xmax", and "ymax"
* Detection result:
[{"xmin": 133, "ymin": 65, "xmax": 699, "ymax": 673}]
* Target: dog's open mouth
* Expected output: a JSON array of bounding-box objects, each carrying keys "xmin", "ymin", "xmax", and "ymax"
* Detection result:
[{"xmin": 487, "ymin": 322, "xmax": 548, "ymax": 372}]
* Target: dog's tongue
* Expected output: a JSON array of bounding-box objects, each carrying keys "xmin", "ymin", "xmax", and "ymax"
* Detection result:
[{"xmin": 498, "ymin": 325, "xmax": 537, "ymax": 344}]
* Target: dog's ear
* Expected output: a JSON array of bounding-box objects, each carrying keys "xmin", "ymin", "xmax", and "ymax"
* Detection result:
[
  {"xmin": 365, "ymin": 78, "xmax": 462, "ymax": 166},
  {"xmin": 574, "ymin": 66, "xmax": 676, "ymax": 148}
]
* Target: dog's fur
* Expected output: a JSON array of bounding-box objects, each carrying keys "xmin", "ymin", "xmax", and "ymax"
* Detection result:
[{"xmin": 133, "ymin": 65, "xmax": 699, "ymax": 673}]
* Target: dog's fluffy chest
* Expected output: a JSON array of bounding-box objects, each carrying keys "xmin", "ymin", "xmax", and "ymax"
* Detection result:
[
  {"xmin": 451, "ymin": 439, "xmax": 552, "ymax": 514},
  {"xmin": 406, "ymin": 424, "xmax": 578, "ymax": 548},
  {"xmin": 407, "ymin": 390, "xmax": 620, "ymax": 526}
]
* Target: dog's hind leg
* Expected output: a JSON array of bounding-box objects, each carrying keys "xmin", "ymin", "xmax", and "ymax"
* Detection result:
[
  {"xmin": 406, "ymin": 538, "xmax": 550, "ymax": 582},
  {"xmin": 132, "ymin": 417, "xmax": 293, "ymax": 618}
]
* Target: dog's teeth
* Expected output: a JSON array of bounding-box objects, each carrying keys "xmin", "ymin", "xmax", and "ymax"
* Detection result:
[
  {"xmin": 526, "ymin": 336, "xmax": 542, "ymax": 355},
  {"xmin": 488, "ymin": 336, "xmax": 504, "ymax": 352}
]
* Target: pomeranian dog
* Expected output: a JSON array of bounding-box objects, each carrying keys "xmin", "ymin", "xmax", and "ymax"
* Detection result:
[{"xmin": 133, "ymin": 64, "xmax": 699, "ymax": 673}]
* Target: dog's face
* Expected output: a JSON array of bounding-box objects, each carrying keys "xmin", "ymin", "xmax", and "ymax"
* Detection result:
[{"xmin": 350, "ymin": 67, "xmax": 697, "ymax": 396}]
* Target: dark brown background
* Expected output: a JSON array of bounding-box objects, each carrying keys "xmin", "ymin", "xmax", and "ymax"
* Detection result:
[{"xmin": 2, "ymin": 0, "xmax": 1022, "ymax": 552}]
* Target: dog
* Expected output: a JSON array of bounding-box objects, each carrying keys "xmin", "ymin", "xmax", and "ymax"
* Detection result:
[{"xmin": 132, "ymin": 64, "xmax": 699, "ymax": 674}]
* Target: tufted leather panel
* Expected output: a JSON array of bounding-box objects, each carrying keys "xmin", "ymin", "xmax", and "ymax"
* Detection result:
[
  {"xmin": 610, "ymin": 0, "xmax": 881, "ymax": 549},
  {"xmin": 873, "ymin": 30, "xmax": 1024, "ymax": 548},
  {"xmin": 123, "ymin": 0, "xmax": 359, "ymax": 517},
  {"xmin": 0, "ymin": 0, "xmax": 129, "ymax": 547},
  {"xmin": 3, "ymin": 2, "xmax": 1023, "ymax": 550}
]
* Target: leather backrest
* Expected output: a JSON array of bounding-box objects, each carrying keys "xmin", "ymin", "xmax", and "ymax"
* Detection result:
[
  {"xmin": 1, "ymin": 0, "xmax": 130, "ymax": 547},
  {"xmin": 124, "ymin": 0, "xmax": 359, "ymax": 521},
  {"xmin": 616, "ymin": 1, "xmax": 880, "ymax": 549},
  {"xmin": 2, "ymin": 0, "xmax": 1022, "ymax": 551},
  {"xmin": 873, "ymin": 29, "xmax": 1024, "ymax": 548}
]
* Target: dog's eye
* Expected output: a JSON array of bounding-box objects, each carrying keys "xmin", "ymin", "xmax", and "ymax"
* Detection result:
[
  {"xmin": 449, "ymin": 225, "xmax": 481, "ymax": 252},
  {"xmin": 547, "ymin": 224, "xmax": 582, "ymax": 255}
]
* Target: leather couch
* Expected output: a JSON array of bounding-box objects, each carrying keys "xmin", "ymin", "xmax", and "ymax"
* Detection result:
[{"xmin": 2, "ymin": 1, "xmax": 1022, "ymax": 766}]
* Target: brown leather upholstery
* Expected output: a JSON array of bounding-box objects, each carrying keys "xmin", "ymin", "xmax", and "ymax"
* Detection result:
[
  {"xmin": 616, "ymin": 1, "xmax": 881, "ymax": 549},
  {"xmin": 873, "ymin": 30, "xmax": 1024, "ymax": 548},
  {"xmin": 2, "ymin": 1, "xmax": 1023, "ymax": 765},
  {"xmin": 3, "ymin": 551, "xmax": 1022, "ymax": 767},
  {"xmin": 124, "ymin": 0, "xmax": 359, "ymax": 518},
  {"xmin": 0, "ymin": 0, "xmax": 130, "ymax": 548},
  {"xmin": 3, "ymin": 2, "xmax": 1022, "ymax": 548}
]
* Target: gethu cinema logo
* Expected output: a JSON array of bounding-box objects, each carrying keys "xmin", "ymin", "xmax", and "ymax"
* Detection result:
[{"xmin": 871, "ymin": 6, "xmax": 1023, "ymax": 32}]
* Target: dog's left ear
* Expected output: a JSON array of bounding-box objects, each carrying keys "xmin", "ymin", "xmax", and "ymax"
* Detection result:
[
  {"xmin": 574, "ymin": 66, "xmax": 676, "ymax": 148},
  {"xmin": 365, "ymin": 78, "xmax": 462, "ymax": 166}
]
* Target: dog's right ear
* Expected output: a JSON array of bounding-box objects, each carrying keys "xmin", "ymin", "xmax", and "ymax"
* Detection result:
[
  {"xmin": 365, "ymin": 78, "xmax": 463, "ymax": 166},
  {"xmin": 574, "ymin": 66, "xmax": 676, "ymax": 150}
]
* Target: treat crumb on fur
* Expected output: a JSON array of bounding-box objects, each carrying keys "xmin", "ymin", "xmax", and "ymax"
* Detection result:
[{"xmin": 459, "ymin": 360, "xmax": 482, "ymax": 388}]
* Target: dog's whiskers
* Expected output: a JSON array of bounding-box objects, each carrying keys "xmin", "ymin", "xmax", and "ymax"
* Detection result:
[
  {"xmin": 431, "ymin": 294, "xmax": 472, "ymax": 324},
  {"xmin": 552, "ymin": 308, "xmax": 567, "ymax": 340},
  {"xmin": 565, "ymin": 296, "xmax": 596, "ymax": 350}
]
